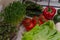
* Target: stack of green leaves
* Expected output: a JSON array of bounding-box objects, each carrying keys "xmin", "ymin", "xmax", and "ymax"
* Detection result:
[
  {"xmin": 22, "ymin": 20, "xmax": 60, "ymax": 40},
  {"xmin": 3, "ymin": 1, "xmax": 26, "ymax": 26}
]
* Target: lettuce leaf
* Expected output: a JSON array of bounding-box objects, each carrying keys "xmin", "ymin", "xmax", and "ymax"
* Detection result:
[{"xmin": 22, "ymin": 20, "xmax": 60, "ymax": 40}]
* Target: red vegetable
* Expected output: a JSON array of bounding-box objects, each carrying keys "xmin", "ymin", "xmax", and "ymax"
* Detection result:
[
  {"xmin": 25, "ymin": 22, "xmax": 34, "ymax": 31},
  {"xmin": 32, "ymin": 16, "xmax": 37, "ymax": 25},
  {"xmin": 22, "ymin": 14, "xmax": 48, "ymax": 31},
  {"xmin": 38, "ymin": 19, "xmax": 43, "ymax": 25},
  {"xmin": 43, "ymin": 6, "xmax": 56, "ymax": 20},
  {"xmin": 22, "ymin": 18, "xmax": 35, "ymax": 31},
  {"xmin": 38, "ymin": 14, "xmax": 48, "ymax": 25},
  {"xmin": 23, "ymin": 18, "xmax": 31, "ymax": 23}
]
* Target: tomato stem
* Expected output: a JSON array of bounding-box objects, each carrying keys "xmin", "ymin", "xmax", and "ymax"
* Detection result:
[{"xmin": 48, "ymin": 8, "xmax": 52, "ymax": 13}]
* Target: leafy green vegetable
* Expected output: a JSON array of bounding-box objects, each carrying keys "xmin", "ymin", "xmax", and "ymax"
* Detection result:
[
  {"xmin": 0, "ymin": 22, "xmax": 18, "ymax": 40},
  {"xmin": 25, "ymin": 1, "xmax": 43, "ymax": 11},
  {"xmin": 3, "ymin": 1, "xmax": 26, "ymax": 26},
  {"xmin": 22, "ymin": 20, "xmax": 60, "ymax": 40},
  {"xmin": 0, "ymin": 1, "xmax": 26, "ymax": 40},
  {"xmin": 25, "ymin": 1, "xmax": 43, "ymax": 17}
]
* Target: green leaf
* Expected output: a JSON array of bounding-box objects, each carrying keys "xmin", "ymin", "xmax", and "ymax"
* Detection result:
[{"xmin": 22, "ymin": 20, "xmax": 60, "ymax": 40}]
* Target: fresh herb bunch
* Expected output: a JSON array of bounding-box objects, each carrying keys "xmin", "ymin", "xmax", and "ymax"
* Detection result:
[
  {"xmin": 0, "ymin": 1, "xmax": 26, "ymax": 40},
  {"xmin": 0, "ymin": 22, "xmax": 18, "ymax": 40},
  {"xmin": 3, "ymin": 1, "xmax": 26, "ymax": 26}
]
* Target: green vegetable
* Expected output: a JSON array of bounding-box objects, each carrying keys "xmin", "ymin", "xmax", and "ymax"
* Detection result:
[
  {"xmin": 53, "ymin": 15, "xmax": 60, "ymax": 23},
  {"xmin": 57, "ymin": 9, "xmax": 60, "ymax": 14},
  {"xmin": 53, "ymin": 9, "xmax": 60, "ymax": 23},
  {"xmin": 25, "ymin": 1, "xmax": 43, "ymax": 17},
  {"xmin": 22, "ymin": 20, "xmax": 60, "ymax": 40},
  {"xmin": 3, "ymin": 1, "xmax": 26, "ymax": 26},
  {"xmin": 0, "ymin": 1, "xmax": 26, "ymax": 40},
  {"xmin": 26, "ymin": 10, "xmax": 41, "ymax": 17},
  {"xmin": 48, "ymin": 8, "xmax": 52, "ymax": 13},
  {"xmin": 25, "ymin": 1, "xmax": 43, "ymax": 11},
  {"xmin": 0, "ymin": 22, "xmax": 18, "ymax": 40}
]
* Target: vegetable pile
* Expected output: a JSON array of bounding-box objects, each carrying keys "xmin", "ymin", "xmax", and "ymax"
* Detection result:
[
  {"xmin": 0, "ymin": 1, "xmax": 60, "ymax": 40},
  {"xmin": 0, "ymin": 1, "xmax": 26, "ymax": 40},
  {"xmin": 21, "ymin": 1, "xmax": 60, "ymax": 40},
  {"xmin": 22, "ymin": 20, "xmax": 60, "ymax": 40},
  {"xmin": 22, "ymin": 14, "xmax": 48, "ymax": 31}
]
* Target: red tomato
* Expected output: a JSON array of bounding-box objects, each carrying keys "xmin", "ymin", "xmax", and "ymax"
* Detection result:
[
  {"xmin": 38, "ymin": 18, "xmax": 43, "ymax": 25},
  {"xmin": 22, "ymin": 18, "xmax": 31, "ymax": 25},
  {"xmin": 32, "ymin": 16, "xmax": 37, "ymax": 25},
  {"xmin": 38, "ymin": 14, "xmax": 48, "ymax": 25},
  {"xmin": 24, "ymin": 22, "xmax": 34, "ymax": 31},
  {"xmin": 24, "ymin": 18, "xmax": 31, "ymax": 23},
  {"xmin": 39, "ymin": 14, "xmax": 48, "ymax": 22},
  {"xmin": 22, "ymin": 18, "xmax": 35, "ymax": 31}
]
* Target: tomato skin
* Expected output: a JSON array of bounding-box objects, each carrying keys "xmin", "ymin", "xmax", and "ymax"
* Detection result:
[
  {"xmin": 43, "ymin": 6, "xmax": 56, "ymax": 20},
  {"xmin": 32, "ymin": 16, "xmax": 37, "ymax": 25},
  {"xmin": 38, "ymin": 14, "xmax": 48, "ymax": 25},
  {"xmin": 23, "ymin": 18, "xmax": 31, "ymax": 23},
  {"xmin": 22, "ymin": 18, "xmax": 35, "ymax": 31},
  {"xmin": 22, "ymin": 14, "xmax": 48, "ymax": 31},
  {"xmin": 38, "ymin": 19, "xmax": 43, "ymax": 25},
  {"xmin": 25, "ymin": 22, "xmax": 34, "ymax": 31},
  {"xmin": 32, "ymin": 19, "xmax": 36, "ymax": 25},
  {"xmin": 22, "ymin": 18, "xmax": 31, "ymax": 25}
]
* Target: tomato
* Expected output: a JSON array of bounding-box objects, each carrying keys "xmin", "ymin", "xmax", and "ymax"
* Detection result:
[
  {"xmin": 38, "ymin": 14, "xmax": 48, "ymax": 25},
  {"xmin": 22, "ymin": 18, "xmax": 31, "ymax": 25},
  {"xmin": 38, "ymin": 18, "xmax": 44, "ymax": 25},
  {"xmin": 22, "ymin": 18, "xmax": 35, "ymax": 31},
  {"xmin": 25, "ymin": 22, "xmax": 34, "ymax": 31},
  {"xmin": 24, "ymin": 18, "xmax": 31, "ymax": 23},
  {"xmin": 32, "ymin": 16, "xmax": 37, "ymax": 25}
]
